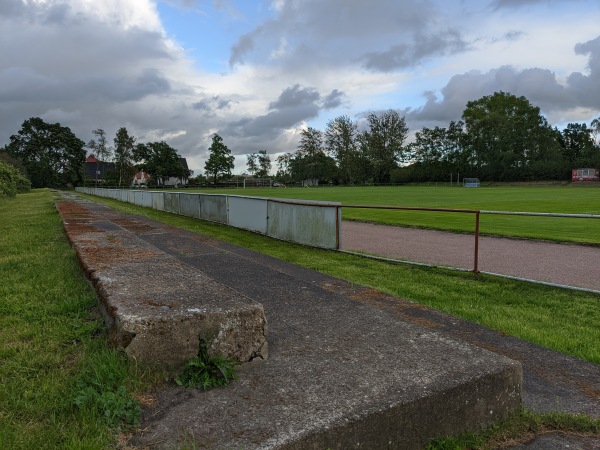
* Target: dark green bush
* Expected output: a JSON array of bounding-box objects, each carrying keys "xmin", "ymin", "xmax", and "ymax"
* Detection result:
[{"xmin": 0, "ymin": 160, "xmax": 31, "ymax": 198}]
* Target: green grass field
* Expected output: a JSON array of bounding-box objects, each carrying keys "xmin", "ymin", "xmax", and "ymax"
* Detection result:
[{"xmin": 186, "ymin": 185, "xmax": 600, "ymax": 244}]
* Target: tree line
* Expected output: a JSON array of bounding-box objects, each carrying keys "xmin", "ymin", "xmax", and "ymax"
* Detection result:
[
  {"xmin": 274, "ymin": 92, "xmax": 600, "ymax": 184},
  {"xmin": 2, "ymin": 92, "xmax": 599, "ymax": 194},
  {"xmin": 1, "ymin": 117, "xmax": 192, "ymax": 189},
  {"xmin": 0, "ymin": 117, "xmax": 239, "ymax": 189}
]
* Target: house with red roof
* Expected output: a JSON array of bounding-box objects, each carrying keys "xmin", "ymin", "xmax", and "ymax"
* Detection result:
[
  {"xmin": 132, "ymin": 170, "xmax": 150, "ymax": 186},
  {"xmin": 85, "ymin": 155, "xmax": 115, "ymax": 183}
]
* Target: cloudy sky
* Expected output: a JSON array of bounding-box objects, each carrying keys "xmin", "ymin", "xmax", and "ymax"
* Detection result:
[{"xmin": 1, "ymin": 0, "xmax": 599, "ymax": 175}]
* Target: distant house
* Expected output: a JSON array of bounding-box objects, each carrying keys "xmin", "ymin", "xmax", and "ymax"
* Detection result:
[
  {"xmin": 132, "ymin": 171, "xmax": 150, "ymax": 186},
  {"xmin": 85, "ymin": 155, "xmax": 115, "ymax": 182},
  {"xmin": 163, "ymin": 157, "xmax": 192, "ymax": 187},
  {"xmin": 571, "ymin": 168, "xmax": 599, "ymax": 182}
]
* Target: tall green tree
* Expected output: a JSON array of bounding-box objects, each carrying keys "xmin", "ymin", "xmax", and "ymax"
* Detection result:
[
  {"xmin": 88, "ymin": 129, "xmax": 112, "ymax": 161},
  {"xmin": 407, "ymin": 126, "xmax": 448, "ymax": 182},
  {"xmin": 291, "ymin": 128, "xmax": 337, "ymax": 183},
  {"xmin": 87, "ymin": 128, "xmax": 112, "ymax": 185},
  {"xmin": 275, "ymin": 152, "xmax": 293, "ymax": 181},
  {"xmin": 325, "ymin": 115, "xmax": 365, "ymax": 183},
  {"xmin": 294, "ymin": 127, "xmax": 321, "ymax": 180},
  {"xmin": 256, "ymin": 150, "xmax": 271, "ymax": 177},
  {"xmin": 246, "ymin": 150, "xmax": 270, "ymax": 177},
  {"xmin": 410, "ymin": 126, "xmax": 446, "ymax": 164},
  {"xmin": 406, "ymin": 121, "xmax": 467, "ymax": 182},
  {"xmin": 560, "ymin": 123, "xmax": 598, "ymax": 168},
  {"xmin": 591, "ymin": 117, "xmax": 600, "ymax": 146},
  {"xmin": 113, "ymin": 127, "xmax": 136, "ymax": 187},
  {"xmin": 289, "ymin": 152, "xmax": 338, "ymax": 184},
  {"xmin": 134, "ymin": 141, "xmax": 186, "ymax": 186},
  {"xmin": 246, "ymin": 153, "xmax": 259, "ymax": 176},
  {"xmin": 360, "ymin": 110, "xmax": 408, "ymax": 183},
  {"xmin": 297, "ymin": 127, "xmax": 323, "ymax": 159},
  {"xmin": 462, "ymin": 91, "xmax": 562, "ymax": 181},
  {"xmin": 445, "ymin": 120, "xmax": 469, "ymax": 173},
  {"xmin": 204, "ymin": 134, "xmax": 234, "ymax": 184},
  {"xmin": 527, "ymin": 128, "xmax": 566, "ymax": 180},
  {"xmin": 6, "ymin": 117, "xmax": 85, "ymax": 187}
]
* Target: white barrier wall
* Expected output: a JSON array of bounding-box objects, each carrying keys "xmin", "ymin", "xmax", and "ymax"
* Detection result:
[
  {"xmin": 179, "ymin": 193, "xmax": 201, "ymax": 219},
  {"xmin": 267, "ymin": 199, "xmax": 340, "ymax": 249},
  {"xmin": 228, "ymin": 196, "xmax": 268, "ymax": 234},
  {"xmin": 201, "ymin": 195, "xmax": 228, "ymax": 224},
  {"xmin": 76, "ymin": 188, "xmax": 341, "ymax": 249}
]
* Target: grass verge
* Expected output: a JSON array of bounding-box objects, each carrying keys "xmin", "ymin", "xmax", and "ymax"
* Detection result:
[
  {"xmin": 79, "ymin": 192, "xmax": 600, "ymax": 365},
  {"xmin": 427, "ymin": 410, "xmax": 600, "ymax": 449},
  {"xmin": 0, "ymin": 190, "xmax": 160, "ymax": 449}
]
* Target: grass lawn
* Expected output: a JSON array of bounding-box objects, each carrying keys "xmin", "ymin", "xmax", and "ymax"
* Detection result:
[
  {"xmin": 0, "ymin": 190, "xmax": 159, "ymax": 449},
  {"xmin": 185, "ymin": 185, "xmax": 600, "ymax": 244}
]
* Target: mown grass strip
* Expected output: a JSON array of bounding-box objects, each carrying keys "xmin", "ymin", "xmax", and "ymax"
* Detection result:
[
  {"xmin": 184, "ymin": 185, "xmax": 600, "ymax": 244},
  {"xmin": 0, "ymin": 190, "xmax": 159, "ymax": 449},
  {"xmin": 79, "ymin": 192, "xmax": 600, "ymax": 365}
]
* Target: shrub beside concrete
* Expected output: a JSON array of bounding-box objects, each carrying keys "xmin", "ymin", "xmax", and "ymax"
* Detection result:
[{"xmin": 0, "ymin": 160, "xmax": 31, "ymax": 198}]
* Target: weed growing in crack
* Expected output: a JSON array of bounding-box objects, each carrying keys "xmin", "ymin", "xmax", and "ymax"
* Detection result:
[{"xmin": 175, "ymin": 340, "xmax": 237, "ymax": 389}]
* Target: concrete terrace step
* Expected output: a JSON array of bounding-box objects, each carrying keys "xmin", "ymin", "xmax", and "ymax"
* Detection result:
[
  {"xmin": 56, "ymin": 195, "xmax": 268, "ymax": 367},
  {"xmin": 57, "ymin": 192, "xmax": 522, "ymax": 449}
]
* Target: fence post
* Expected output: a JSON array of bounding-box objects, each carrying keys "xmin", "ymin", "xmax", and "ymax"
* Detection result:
[
  {"xmin": 336, "ymin": 205, "xmax": 340, "ymax": 250},
  {"xmin": 474, "ymin": 211, "xmax": 480, "ymax": 273}
]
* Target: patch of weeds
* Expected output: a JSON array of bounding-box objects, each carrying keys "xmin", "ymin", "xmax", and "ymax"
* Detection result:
[
  {"xmin": 426, "ymin": 437, "xmax": 480, "ymax": 450},
  {"xmin": 74, "ymin": 383, "xmax": 141, "ymax": 428},
  {"xmin": 175, "ymin": 340, "xmax": 237, "ymax": 389}
]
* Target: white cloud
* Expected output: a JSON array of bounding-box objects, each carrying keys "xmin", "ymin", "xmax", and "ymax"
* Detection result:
[
  {"xmin": 1, "ymin": 0, "xmax": 600, "ymax": 177},
  {"xmin": 270, "ymin": 37, "xmax": 288, "ymax": 60}
]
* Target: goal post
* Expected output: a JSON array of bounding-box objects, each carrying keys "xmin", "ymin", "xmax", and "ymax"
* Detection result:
[
  {"xmin": 463, "ymin": 178, "xmax": 480, "ymax": 187},
  {"xmin": 242, "ymin": 177, "xmax": 273, "ymax": 188}
]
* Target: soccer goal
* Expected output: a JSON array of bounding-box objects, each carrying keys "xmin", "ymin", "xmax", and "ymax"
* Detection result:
[
  {"xmin": 242, "ymin": 177, "xmax": 272, "ymax": 188},
  {"xmin": 463, "ymin": 178, "xmax": 480, "ymax": 187}
]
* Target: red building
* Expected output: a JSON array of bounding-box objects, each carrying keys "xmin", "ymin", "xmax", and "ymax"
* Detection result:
[
  {"xmin": 85, "ymin": 154, "xmax": 115, "ymax": 181},
  {"xmin": 571, "ymin": 168, "xmax": 599, "ymax": 182}
]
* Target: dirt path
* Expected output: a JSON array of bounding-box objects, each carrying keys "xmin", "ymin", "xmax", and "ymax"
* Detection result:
[{"xmin": 342, "ymin": 221, "xmax": 600, "ymax": 292}]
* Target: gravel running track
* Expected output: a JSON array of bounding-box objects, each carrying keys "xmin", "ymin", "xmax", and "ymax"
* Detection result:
[{"xmin": 342, "ymin": 221, "xmax": 600, "ymax": 292}]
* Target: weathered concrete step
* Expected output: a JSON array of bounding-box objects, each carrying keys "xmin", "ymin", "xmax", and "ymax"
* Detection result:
[
  {"xmin": 134, "ymin": 282, "xmax": 522, "ymax": 449},
  {"xmin": 56, "ymin": 196, "xmax": 268, "ymax": 367},
  {"xmin": 59, "ymin": 193, "xmax": 522, "ymax": 449}
]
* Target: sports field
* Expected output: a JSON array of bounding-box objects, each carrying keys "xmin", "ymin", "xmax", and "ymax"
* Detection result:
[{"xmin": 189, "ymin": 185, "xmax": 600, "ymax": 245}]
